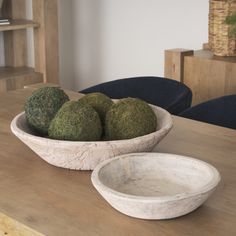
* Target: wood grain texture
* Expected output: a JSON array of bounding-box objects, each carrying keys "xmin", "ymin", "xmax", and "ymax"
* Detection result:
[
  {"xmin": 44, "ymin": 0, "xmax": 59, "ymax": 84},
  {"xmin": 0, "ymin": 0, "xmax": 58, "ymax": 92},
  {"xmin": 33, "ymin": 0, "xmax": 59, "ymax": 84},
  {"xmin": 3, "ymin": 0, "xmax": 27, "ymax": 67},
  {"xmin": 164, "ymin": 49, "xmax": 193, "ymax": 82},
  {"xmin": 0, "ymin": 212, "xmax": 43, "ymax": 236},
  {"xmin": 0, "ymin": 20, "xmax": 39, "ymax": 32},
  {"xmin": 165, "ymin": 49, "xmax": 236, "ymax": 105},
  {"xmin": 184, "ymin": 50, "xmax": 236, "ymax": 105},
  {"xmin": 0, "ymin": 86, "xmax": 236, "ymax": 235},
  {"xmin": 0, "ymin": 67, "xmax": 43, "ymax": 93}
]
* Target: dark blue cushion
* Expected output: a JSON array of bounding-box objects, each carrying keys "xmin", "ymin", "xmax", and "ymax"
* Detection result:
[
  {"xmin": 180, "ymin": 95, "xmax": 236, "ymax": 129},
  {"xmin": 80, "ymin": 76, "xmax": 192, "ymax": 115}
]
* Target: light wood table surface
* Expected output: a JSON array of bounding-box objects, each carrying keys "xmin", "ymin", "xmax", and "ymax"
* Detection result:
[{"xmin": 0, "ymin": 87, "xmax": 236, "ymax": 236}]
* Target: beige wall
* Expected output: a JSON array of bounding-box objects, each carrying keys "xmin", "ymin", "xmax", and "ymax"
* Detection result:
[
  {"xmin": 58, "ymin": 0, "xmax": 75, "ymax": 89},
  {"xmin": 0, "ymin": 0, "xmax": 209, "ymax": 91},
  {"xmin": 60, "ymin": 0, "xmax": 208, "ymax": 90}
]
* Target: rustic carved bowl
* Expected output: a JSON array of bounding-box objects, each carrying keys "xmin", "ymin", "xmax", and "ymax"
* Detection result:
[
  {"xmin": 10, "ymin": 105, "xmax": 173, "ymax": 170},
  {"xmin": 91, "ymin": 153, "xmax": 220, "ymax": 219}
]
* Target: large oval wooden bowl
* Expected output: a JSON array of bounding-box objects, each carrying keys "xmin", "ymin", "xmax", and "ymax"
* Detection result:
[
  {"xmin": 10, "ymin": 105, "xmax": 173, "ymax": 170},
  {"xmin": 91, "ymin": 153, "xmax": 221, "ymax": 219}
]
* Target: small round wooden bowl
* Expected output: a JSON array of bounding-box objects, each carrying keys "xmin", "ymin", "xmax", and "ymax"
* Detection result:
[{"xmin": 91, "ymin": 153, "xmax": 221, "ymax": 219}]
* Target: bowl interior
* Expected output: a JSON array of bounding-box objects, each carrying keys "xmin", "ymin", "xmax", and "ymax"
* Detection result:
[
  {"xmin": 15, "ymin": 113, "xmax": 39, "ymax": 136},
  {"xmin": 151, "ymin": 105, "xmax": 171, "ymax": 131},
  {"xmin": 97, "ymin": 153, "xmax": 219, "ymax": 197},
  {"xmin": 13, "ymin": 103, "xmax": 172, "ymax": 142}
]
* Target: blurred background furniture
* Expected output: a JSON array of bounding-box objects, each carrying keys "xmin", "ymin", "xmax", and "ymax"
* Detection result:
[
  {"xmin": 80, "ymin": 76, "xmax": 192, "ymax": 115},
  {"xmin": 180, "ymin": 95, "xmax": 236, "ymax": 130},
  {"xmin": 165, "ymin": 48, "xmax": 236, "ymax": 105},
  {"xmin": 0, "ymin": 0, "xmax": 59, "ymax": 93}
]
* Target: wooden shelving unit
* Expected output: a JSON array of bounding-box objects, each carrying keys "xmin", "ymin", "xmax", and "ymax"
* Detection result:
[
  {"xmin": 0, "ymin": 19, "xmax": 39, "ymax": 31},
  {"xmin": 0, "ymin": 0, "xmax": 59, "ymax": 93},
  {"xmin": 0, "ymin": 66, "xmax": 43, "ymax": 92}
]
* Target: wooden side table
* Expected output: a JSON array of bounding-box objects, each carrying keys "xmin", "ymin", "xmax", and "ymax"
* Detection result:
[{"xmin": 165, "ymin": 49, "xmax": 236, "ymax": 105}]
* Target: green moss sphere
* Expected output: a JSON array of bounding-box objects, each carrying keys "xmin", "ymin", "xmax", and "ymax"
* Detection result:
[
  {"xmin": 48, "ymin": 101, "xmax": 102, "ymax": 141},
  {"xmin": 105, "ymin": 98, "xmax": 157, "ymax": 140},
  {"xmin": 24, "ymin": 87, "xmax": 69, "ymax": 135},
  {"xmin": 78, "ymin": 92, "xmax": 114, "ymax": 124}
]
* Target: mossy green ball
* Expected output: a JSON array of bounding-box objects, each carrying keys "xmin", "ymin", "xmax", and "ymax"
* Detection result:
[
  {"xmin": 24, "ymin": 87, "xmax": 69, "ymax": 135},
  {"xmin": 105, "ymin": 98, "xmax": 157, "ymax": 140},
  {"xmin": 78, "ymin": 92, "xmax": 114, "ymax": 124},
  {"xmin": 48, "ymin": 101, "xmax": 102, "ymax": 141}
]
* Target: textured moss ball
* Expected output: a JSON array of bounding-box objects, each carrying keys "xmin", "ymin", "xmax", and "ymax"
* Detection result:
[
  {"xmin": 78, "ymin": 92, "xmax": 114, "ymax": 124},
  {"xmin": 24, "ymin": 87, "xmax": 69, "ymax": 135},
  {"xmin": 48, "ymin": 101, "xmax": 102, "ymax": 141},
  {"xmin": 105, "ymin": 98, "xmax": 157, "ymax": 140}
]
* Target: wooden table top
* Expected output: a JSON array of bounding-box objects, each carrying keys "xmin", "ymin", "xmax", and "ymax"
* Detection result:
[{"xmin": 0, "ymin": 87, "xmax": 236, "ymax": 236}]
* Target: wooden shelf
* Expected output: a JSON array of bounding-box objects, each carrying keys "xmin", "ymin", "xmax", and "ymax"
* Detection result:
[
  {"xmin": 0, "ymin": 67, "xmax": 43, "ymax": 92},
  {"xmin": 0, "ymin": 0, "xmax": 59, "ymax": 94},
  {"xmin": 0, "ymin": 19, "xmax": 39, "ymax": 32}
]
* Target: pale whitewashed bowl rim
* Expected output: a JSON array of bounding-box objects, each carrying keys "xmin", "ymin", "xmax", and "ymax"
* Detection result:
[
  {"xmin": 91, "ymin": 152, "xmax": 221, "ymax": 202},
  {"xmin": 11, "ymin": 105, "xmax": 173, "ymax": 145}
]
